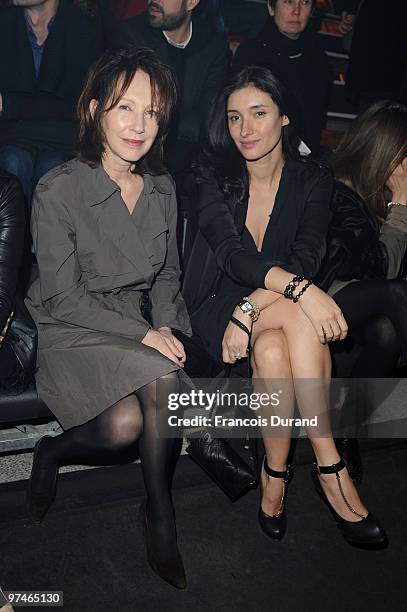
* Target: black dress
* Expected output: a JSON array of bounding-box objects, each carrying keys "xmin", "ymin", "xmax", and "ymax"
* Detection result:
[{"xmin": 188, "ymin": 159, "xmax": 333, "ymax": 363}]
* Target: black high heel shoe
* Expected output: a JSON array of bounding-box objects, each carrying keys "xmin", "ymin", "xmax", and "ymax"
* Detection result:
[
  {"xmin": 27, "ymin": 436, "xmax": 58, "ymax": 523},
  {"xmin": 312, "ymin": 458, "xmax": 387, "ymax": 546},
  {"xmin": 258, "ymin": 456, "xmax": 293, "ymax": 541},
  {"xmin": 139, "ymin": 502, "xmax": 187, "ymax": 590}
]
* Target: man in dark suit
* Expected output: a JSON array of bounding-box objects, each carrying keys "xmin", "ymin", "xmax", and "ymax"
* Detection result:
[{"xmin": 0, "ymin": 0, "xmax": 103, "ymax": 200}]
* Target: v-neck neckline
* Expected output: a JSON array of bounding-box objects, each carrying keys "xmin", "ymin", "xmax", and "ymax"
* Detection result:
[{"xmin": 245, "ymin": 162, "xmax": 287, "ymax": 254}]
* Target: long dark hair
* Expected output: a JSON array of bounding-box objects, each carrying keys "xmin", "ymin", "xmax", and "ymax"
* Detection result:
[
  {"xmin": 333, "ymin": 100, "xmax": 407, "ymax": 219},
  {"xmin": 77, "ymin": 46, "xmax": 177, "ymax": 175},
  {"xmin": 197, "ymin": 65, "xmax": 301, "ymax": 202}
]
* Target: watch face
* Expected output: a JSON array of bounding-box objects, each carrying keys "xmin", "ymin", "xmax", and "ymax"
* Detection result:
[{"xmin": 240, "ymin": 301, "xmax": 253, "ymax": 314}]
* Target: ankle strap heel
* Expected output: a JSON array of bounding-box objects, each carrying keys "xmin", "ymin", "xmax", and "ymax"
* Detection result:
[
  {"xmin": 258, "ymin": 457, "xmax": 293, "ymax": 541},
  {"xmin": 263, "ymin": 456, "xmax": 292, "ymax": 481},
  {"xmin": 312, "ymin": 458, "xmax": 387, "ymax": 546},
  {"xmin": 313, "ymin": 458, "xmax": 366, "ymax": 519}
]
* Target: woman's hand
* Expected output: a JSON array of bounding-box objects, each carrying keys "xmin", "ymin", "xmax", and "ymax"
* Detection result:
[
  {"xmin": 297, "ymin": 284, "xmax": 348, "ymax": 344},
  {"xmin": 222, "ymin": 307, "xmax": 251, "ymax": 364},
  {"xmin": 142, "ymin": 327, "xmax": 185, "ymax": 366}
]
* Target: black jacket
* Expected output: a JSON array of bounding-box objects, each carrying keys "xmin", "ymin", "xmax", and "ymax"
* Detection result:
[
  {"xmin": 0, "ymin": 0, "xmax": 103, "ymax": 155},
  {"xmin": 316, "ymin": 181, "xmax": 392, "ymax": 291},
  {"xmin": 113, "ymin": 13, "xmax": 229, "ymax": 171},
  {"xmin": 0, "ymin": 172, "xmax": 25, "ymax": 332},
  {"xmin": 233, "ymin": 20, "xmax": 331, "ymax": 152},
  {"xmin": 182, "ymin": 159, "xmax": 333, "ymax": 313}
]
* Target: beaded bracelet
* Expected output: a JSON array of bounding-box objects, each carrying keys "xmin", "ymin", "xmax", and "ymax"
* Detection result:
[
  {"xmin": 283, "ymin": 275, "xmax": 305, "ymax": 300},
  {"xmin": 292, "ymin": 279, "xmax": 313, "ymax": 303}
]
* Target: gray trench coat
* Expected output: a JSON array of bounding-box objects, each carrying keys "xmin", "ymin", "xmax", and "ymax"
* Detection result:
[{"xmin": 26, "ymin": 159, "xmax": 191, "ymax": 429}]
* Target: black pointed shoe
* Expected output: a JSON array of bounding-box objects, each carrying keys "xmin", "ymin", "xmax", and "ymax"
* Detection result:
[
  {"xmin": 258, "ymin": 457, "xmax": 293, "ymax": 541},
  {"xmin": 312, "ymin": 458, "xmax": 387, "ymax": 547},
  {"xmin": 27, "ymin": 436, "xmax": 58, "ymax": 523},
  {"xmin": 140, "ymin": 502, "xmax": 187, "ymax": 590}
]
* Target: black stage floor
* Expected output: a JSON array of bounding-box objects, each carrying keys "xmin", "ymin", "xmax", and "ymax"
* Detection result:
[{"xmin": 1, "ymin": 443, "xmax": 406, "ymax": 612}]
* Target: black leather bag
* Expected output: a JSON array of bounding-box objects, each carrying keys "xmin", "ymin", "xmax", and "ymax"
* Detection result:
[
  {"xmin": 186, "ymin": 426, "xmax": 258, "ymax": 502},
  {"xmin": 2, "ymin": 294, "xmax": 38, "ymax": 391},
  {"xmin": 185, "ymin": 332, "xmax": 259, "ymax": 502}
]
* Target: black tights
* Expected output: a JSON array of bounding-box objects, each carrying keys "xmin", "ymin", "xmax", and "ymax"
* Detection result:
[
  {"xmin": 35, "ymin": 373, "xmax": 181, "ymax": 531},
  {"xmin": 334, "ymin": 279, "xmax": 406, "ymax": 377},
  {"xmin": 332, "ymin": 280, "xmax": 406, "ymax": 433}
]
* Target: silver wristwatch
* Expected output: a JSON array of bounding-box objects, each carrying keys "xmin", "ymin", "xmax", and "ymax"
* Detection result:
[{"xmin": 237, "ymin": 298, "xmax": 259, "ymax": 322}]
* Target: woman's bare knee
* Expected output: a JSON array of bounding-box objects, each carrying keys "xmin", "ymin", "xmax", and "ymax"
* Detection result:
[{"xmin": 252, "ymin": 330, "xmax": 289, "ymax": 370}]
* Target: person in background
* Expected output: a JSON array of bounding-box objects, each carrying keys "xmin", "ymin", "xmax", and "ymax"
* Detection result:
[
  {"xmin": 233, "ymin": 0, "xmax": 331, "ymax": 154},
  {"xmin": 0, "ymin": 0, "xmax": 103, "ymax": 201},
  {"xmin": 316, "ymin": 100, "xmax": 407, "ymax": 393}
]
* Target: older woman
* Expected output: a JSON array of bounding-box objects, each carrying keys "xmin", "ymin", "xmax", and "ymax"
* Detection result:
[{"xmin": 26, "ymin": 47, "xmax": 191, "ymax": 590}]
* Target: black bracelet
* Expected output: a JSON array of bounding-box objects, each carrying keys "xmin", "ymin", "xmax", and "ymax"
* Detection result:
[
  {"xmin": 283, "ymin": 275, "xmax": 305, "ymax": 300},
  {"xmin": 292, "ymin": 279, "xmax": 313, "ymax": 303}
]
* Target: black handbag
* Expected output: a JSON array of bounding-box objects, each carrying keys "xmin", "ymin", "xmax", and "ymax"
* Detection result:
[
  {"xmin": 1, "ymin": 293, "xmax": 38, "ymax": 391},
  {"xmin": 185, "ymin": 318, "xmax": 259, "ymax": 501}
]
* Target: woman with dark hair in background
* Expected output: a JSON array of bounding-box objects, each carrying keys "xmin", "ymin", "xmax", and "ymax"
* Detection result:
[
  {"xmin": 317, "ymin": 101, "xmax": 407, "ymax": 379},
  {"xmin": 183, "ymin": 65, "xmax": 386, "ymax": 546},
  {"xmin": 26, "ymin": 47, "xmax": 191, "ymax": 590}
]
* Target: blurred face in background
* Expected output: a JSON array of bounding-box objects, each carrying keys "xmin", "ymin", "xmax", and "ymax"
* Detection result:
[
  {"xmin": 147, "ymin": 0, "xmax": 192, "ymax": 31},
  {"xmin": 268, "ymin": 0, "xmax": 313, "ymax": 39}
]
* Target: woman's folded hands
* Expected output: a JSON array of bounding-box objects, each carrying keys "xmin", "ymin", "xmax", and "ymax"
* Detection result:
[{"xmin": 142, "ymin": 327, "xmax": 186, "ymax": 366}]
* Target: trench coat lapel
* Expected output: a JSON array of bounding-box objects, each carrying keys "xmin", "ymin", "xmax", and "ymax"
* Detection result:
[{"xmin": 83, "ymin": 164, "xmax": 158, "ymax": 282}]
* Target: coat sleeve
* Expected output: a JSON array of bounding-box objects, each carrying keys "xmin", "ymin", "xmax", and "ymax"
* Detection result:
[
  {"xmin": 378, "ymin": 205, "xmax": 407, "ymax": 278},
  {"xmin": 281, "ymin": 168, "xmax": 333, "ymax": 278},
  {"xmin": 197, "ymin": 173, "xmax": 286, "ymax": 289},
  {"xmin": 150, "ymin": 184, "xmax": 192, "ymax": 335},
  {"xmin": 31, "ymin": 182, "xmax": 151, "ymax": 341},
  {"xmin": 0, "ymin": 177, "xmax": 25, "ymax": 331}
]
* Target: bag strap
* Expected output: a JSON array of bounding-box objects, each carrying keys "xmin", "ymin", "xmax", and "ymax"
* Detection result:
[{"xmin": 230, "ymin": 315, "xmax": 251, "ymax": 337}]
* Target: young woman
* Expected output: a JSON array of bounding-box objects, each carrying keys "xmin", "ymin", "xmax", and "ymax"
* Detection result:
[
  {"xmin": 319, "ymin": 100, "xmax": 407, "ymax": 360},
  {"xmin": 26, "ymin": 47, "xmax": 191, "ymax": 590},
  {"xmin": 183, "ymin": 65, "xmax": 386, "ymax": 546},
  {"xmin": 315, "ymin": 101, "xmax": 407, "ymax": 471}
]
